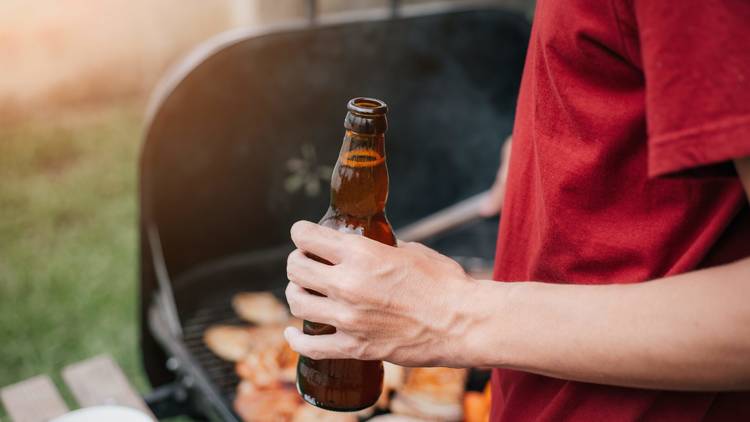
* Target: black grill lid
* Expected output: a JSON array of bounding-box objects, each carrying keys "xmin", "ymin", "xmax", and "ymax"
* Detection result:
[{"xmin": 140, "ymin": 5, "xmax": 529, "ymax": 388}]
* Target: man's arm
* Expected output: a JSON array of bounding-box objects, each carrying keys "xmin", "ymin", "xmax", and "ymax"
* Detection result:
[
  {"xmin": 285, "ymin": 157, "xmax": 750, "ymax": 391},
  {"xmin": 479, "ymin": 136, "xmax": 512, "ymax": 217},
  {"xmin": 466, "ymin": 157, "xmax": 750, "ymax": 391}
]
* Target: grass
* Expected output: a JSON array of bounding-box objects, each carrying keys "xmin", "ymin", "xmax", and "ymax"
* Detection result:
[{"xmin": 0, "ymin": 104, "xmax": 162, "ymax": 417}]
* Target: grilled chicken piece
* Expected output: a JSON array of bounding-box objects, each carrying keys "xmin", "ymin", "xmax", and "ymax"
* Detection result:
[
  {"xmin": 235, "ymin": 340, "xmax": 298, "ymax": 387},
  {"xmin": 232, "ymin": 292, "xmax": 290, "ymax": 325},
  {"xmin": 367, "ymin": 415, "xmax": 426, "ymax": 422},
  {"xmin": 203, "ymin": 325, "xmax": 255, "ymax": 362},
  {"xmin": 205, "ymin": 320, "xmax": 300, "ymax": 362},
  {"xmin": 390, "ymin": 367, "xmax": 467, "ymax": 421},
  {"xmin": 234, "ymin": 386, "xmax": 301, "ymax": 422},
  {"xmin": 235, "ymin": 319, "xmax": 300, "ymax": 382},
  {"xmin": 376, "ymin": 362, "xmax": 405, "ymax": 409},
  {"xmin": 291, "ymin": 404, "xmax": 358, "ymax": 422}
]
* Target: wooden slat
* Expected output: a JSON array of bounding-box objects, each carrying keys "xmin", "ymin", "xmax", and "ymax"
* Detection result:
[
  {"xmin": 1, "ymin": 375, "xmax": 69, "ymax": 422},
  {"xmin": 61, "ymin": 355, "xmax": 154, "ymax": 418}
]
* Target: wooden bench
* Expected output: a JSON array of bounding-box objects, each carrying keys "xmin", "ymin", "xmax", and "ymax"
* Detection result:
[{"xmin": 1, "ymin": 355, "xmax": 155, "ymax": 422}]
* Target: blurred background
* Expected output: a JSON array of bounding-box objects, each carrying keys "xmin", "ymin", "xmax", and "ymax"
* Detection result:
[{"xmin": 0, "ymin": 0, "xmax": 533, "ymax": 420}]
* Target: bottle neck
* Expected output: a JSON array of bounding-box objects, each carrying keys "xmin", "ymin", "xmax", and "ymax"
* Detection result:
[{"xmin": 329, "ymin": 130, "xmax": 388, "ymax": 218}]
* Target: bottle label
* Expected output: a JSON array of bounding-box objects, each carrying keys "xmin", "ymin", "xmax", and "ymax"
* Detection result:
[{"xmin": 341, "ymin": 149, "xmax": 384, "ymax": 168}]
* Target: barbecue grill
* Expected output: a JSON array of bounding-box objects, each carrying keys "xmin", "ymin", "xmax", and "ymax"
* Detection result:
[{"xmin": 139, "ymin": 1, "xmax": 530, "ymax": 419}]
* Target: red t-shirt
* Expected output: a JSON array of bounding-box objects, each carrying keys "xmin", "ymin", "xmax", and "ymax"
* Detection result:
[{"xmin": 492, "ymin": 0, "xmax": 750, "ymax": 421}]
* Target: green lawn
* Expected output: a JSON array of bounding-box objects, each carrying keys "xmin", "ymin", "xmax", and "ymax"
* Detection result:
[{"xmin": 0, "ymin": 104, "xmax": 152, "ymax": 416}]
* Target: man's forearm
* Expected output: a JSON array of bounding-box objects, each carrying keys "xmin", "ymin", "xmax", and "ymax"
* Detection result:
[{"xmin": 464, "ymin": 257, "xmax": 750, "ymax": 391}]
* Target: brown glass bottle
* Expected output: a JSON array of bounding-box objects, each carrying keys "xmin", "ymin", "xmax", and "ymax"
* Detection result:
[{"xmin": 296, "ymin": 97, "xmax": 396, "ymax": 411}]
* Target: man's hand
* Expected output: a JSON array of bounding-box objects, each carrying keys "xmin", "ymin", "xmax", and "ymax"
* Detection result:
[
  {"xmin": 284, "ymin": 220, "xmax": 478, "ymax": 367},
  {"xmin": 479, "ymin": 135, "xmax": 512, "ymax": 217}
]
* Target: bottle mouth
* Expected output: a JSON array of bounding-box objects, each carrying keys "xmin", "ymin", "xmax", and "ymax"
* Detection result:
[{"xmin": 347, "ymin": 97, "xmax": 388, "ymax": 116}]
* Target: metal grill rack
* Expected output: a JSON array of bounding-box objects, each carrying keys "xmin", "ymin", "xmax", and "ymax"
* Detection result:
[{"xmin": 182, "ymin": 303, "xmax": 244, "ymax": 402}]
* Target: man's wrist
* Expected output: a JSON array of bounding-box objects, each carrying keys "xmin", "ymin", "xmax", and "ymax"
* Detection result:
[{"xmin": 451, "ymin": 278, "xmax": 517, "ymax": 368}]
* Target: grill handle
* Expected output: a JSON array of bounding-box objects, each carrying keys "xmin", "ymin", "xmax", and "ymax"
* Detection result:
[
  {"xmin": 306, "ymin": 0, "xmax": 401, "ymax": 24},
  {"xmin": 396, "ymin": 190, "xmax": 490, "ymax": 243}
]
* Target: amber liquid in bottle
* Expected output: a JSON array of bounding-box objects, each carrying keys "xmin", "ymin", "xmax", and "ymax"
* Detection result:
[{"xmin": 296, "ymin": 98, "xmax": 396, "ymax": 411}]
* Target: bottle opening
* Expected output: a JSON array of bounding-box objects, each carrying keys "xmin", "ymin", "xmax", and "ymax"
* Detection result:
[{"xmin": 347, "ymin": 97, "xmax": 388, "ymax": 116}]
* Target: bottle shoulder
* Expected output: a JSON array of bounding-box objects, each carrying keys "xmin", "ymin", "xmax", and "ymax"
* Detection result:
[{"xmin": 319, "ymin": 210, "xmax": 396, "ymax": 246}]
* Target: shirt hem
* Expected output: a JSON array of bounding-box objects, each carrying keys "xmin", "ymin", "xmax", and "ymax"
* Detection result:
[{"xmin": 649, "ymin": 114, "xmax": 750, "ymax": 178}]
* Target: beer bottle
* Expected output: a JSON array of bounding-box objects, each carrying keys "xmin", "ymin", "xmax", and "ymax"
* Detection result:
[{"xmin": 296, "ymin": 97, "xmax": 396, "ymax": 411}]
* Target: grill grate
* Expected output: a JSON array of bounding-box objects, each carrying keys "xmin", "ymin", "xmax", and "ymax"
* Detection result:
[
  {"xmin": 177, "ymin": 285, "xmax": 289, "ymax": 411},
  {"xmin": 182, "ymin": 301, "xmax": 244, "ymax": 403}
]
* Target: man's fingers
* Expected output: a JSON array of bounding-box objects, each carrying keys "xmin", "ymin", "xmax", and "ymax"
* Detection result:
[
  {"xmin": 286, "ymin": 249, "xmax": 338, "ymax": 296},
  {"xmin": 284, "ymin": 326, "xmax": 360, "ymax": 360},
  {"xmin": 290, "ymin": 221, "xmax": 346, "ymax": 264},
  {"xmin": 285, "ymin": 282, "xmax": 353, "ymax": 327}
]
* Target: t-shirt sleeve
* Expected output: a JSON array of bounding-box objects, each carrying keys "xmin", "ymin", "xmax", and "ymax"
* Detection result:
[{"xmin": 633, "ymin": 0, "xmax": 750, "ymax": 177}]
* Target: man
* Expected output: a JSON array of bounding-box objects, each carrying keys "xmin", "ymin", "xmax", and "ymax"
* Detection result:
[{"xmin": 284, "ymin": 1, "xmax": 750, "ymax": 420}]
